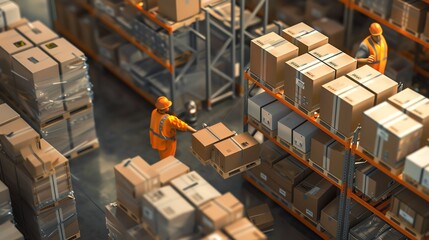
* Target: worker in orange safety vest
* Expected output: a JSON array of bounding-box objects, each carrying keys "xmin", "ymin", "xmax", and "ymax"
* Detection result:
[
  {"xmin": 355, "ymin": 22, "xmax": 388, "ymax": 74},
  {"xmin": 150, "ymin": 96, "xmax": 196, "ymax": 160}
]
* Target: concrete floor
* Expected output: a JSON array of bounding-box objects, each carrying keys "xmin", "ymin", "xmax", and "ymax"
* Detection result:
[{"xmin": 69, "ymin": 62, "xmax": 322, "ymax": 240}]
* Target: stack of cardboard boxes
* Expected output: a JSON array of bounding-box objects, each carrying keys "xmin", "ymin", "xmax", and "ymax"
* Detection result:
[
  {"xmin": 0, "ymin": 180, "xmax": 24, "ymax": 239},
  {"xmin": 110, "ymin": 155, "xmax": 266, "ymax": 239},
  {"xmin": 0, "ymin": 103, "xmax": 80, "ymax": 240},
  {"xmin": 0, "ymin": 21, "xmax": 98, "ymax": 158}
]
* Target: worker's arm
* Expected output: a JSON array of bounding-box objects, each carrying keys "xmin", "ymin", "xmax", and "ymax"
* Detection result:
[
  {"xmin": 355, "ymin": 43, "xmax": 375, "ymax": 64},
  {"xmin": 168, "ymin": 115, "xmax": 196, "ymax": 132}
]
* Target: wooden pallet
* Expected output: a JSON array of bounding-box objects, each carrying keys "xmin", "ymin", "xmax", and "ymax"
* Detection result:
[
  {"xmin": 33, "ymin": 194, "xmax": 75, "ymax": 215},
  {"xmin": 65, "ymin": 139, "xmax": 100, "ymax": 160},
  {"xmin": 292, "ymin": 207, "xmax": 321, "ymax": 229},
  {"xmin": 358, "ymin": 146, "xmax": 404, "ymax": 175},
  {"xmin": 189, "ymin": 147, "xmax": 210, "ymax": 166},
  {"xmin": 292, "ymin": 146, "xmax": 310, "ymax": 161},
  {"xmin": 211, "ymin": 159, "xmax": 261, "ymax": 179},
  {"xmin": 403, "ymin": 175, "xmax": 429, "ymax": 196},
  {"xmin": 318, "ymin": 119, "xmax": 352, "ymax": 141},
  {"xmin": 248, "ymin": 71, "xmax": 284, "ymax": 94},
  {"xmin": 117, "ymin": 201, "xmax": 141, "ymax": 224},
  {"xmin": 277, "ymin": 137, "xmax": 292, "ymax": 151},
  {"xmin": 386, "ymin": 211, "xmax": 429, "ymax": 240},
  {"xmin": 260, "ymin": 124, "xmax": 277, "ymax": 138},
  {"xmin": 283, "ymin": 95, "xmax": 319, "ymax": 117},
  {"xmin": 308, "ymin": 160, "xmax": 343, "ymax": 185},
  {"xmin": 67, "ymin": 231, "xmax": 81, "ymax": 240},
  {"xmin": 388, "ymin": 19, "xmax": 420, "ymax": 37}
]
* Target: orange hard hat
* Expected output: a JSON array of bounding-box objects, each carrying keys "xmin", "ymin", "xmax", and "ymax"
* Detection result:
[
  {"xmin": 155, "ymin": 96, "xmax": 172, "ymax": 110},
  {"xmin": 369, "ymin": 23, "xmax": 383, "ymax": 36}
]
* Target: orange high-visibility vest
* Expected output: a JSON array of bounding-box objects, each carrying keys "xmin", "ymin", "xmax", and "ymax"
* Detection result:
[
  {"xmin": 149, "ymin": 109, "xmax": 188, "ymax": 151},
  {"xmin": 363, "ymin": 35, "xmax": 388, "ymax": 74}
]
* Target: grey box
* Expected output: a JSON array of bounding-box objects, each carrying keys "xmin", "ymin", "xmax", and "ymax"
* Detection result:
[
  {"xmin": 404, "ymin": 146, "xmax": 429, "ymax": 184},
  {"xmin": 277, "ymin": 112, "xmax": 306, "ymax": 144},
  {"xmin": 261, "ymin": 101, "xmax": 293, "ymax": 130},
  {"xmin": 248, "ymin": 91, "xmax": 276, "ymax": 122},
  {"xmin": 292, "ymin": 121, "xmax": 319, "ymax": 153}
]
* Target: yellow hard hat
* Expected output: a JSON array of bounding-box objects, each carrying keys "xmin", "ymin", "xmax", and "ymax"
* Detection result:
[
  {"xmin": 155, "ymin": 96, "xmax": 172, "ymax": 110},
  {"xmin": 369, "ymin": 23, "xmax": 383, "ymax": 36}
]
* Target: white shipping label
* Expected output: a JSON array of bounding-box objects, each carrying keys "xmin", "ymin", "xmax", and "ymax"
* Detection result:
[
  {"xmin": 143, "ymin": 207, "xmax": 154, "ymax": 220},
  {"xmin": 279, "ymin": 188, "xmax": 287, "ymax": 197},
  {"xmin": 306, "ymin": 209, "xmax": 314, "ymax": 218},
  {"xmin": 377, "ymin": 128, "xmax": 389, "ymax": 142},
  {"xmin": 260, "ymin": 172, "xmax": 267, "ymax": 181},
  {"xmin": 399, "ymin": 209, "xmax": 414, "ymax": 225},
  {"xmin": 202, "ymin": 216, "xmax": 214, "ymax": 229},
  {"xmin": 296, "ymin": 78, "xmax": 305, "ymax": 89}
]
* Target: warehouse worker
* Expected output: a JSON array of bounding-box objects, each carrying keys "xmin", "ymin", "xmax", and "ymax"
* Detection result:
[
  {"xmin": 150, "ymin": 96, "xmax": 196, "ymax": 160},
  {"xmin": 355, "ymin": 22, "xmax": 388, "ymax": 74}
]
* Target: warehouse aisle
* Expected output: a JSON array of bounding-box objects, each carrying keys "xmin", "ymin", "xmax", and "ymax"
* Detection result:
[{"xmin": 68, "ymin": 62, "xmax": 322, "ymax": 239}]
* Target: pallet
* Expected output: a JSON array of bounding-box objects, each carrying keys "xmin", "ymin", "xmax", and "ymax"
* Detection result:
[
  {"xmin": 386, "ymin": 211, "xmax": 429, "ymax": 240},
  {"xmin": 283, "ymin": 95, "xmax": 319, "ymax": 117},
  {"xmin": 248, "ymin": 71, "xmax": 283, "ymax": 94},
  {"xmin": 403, "ymin": 175, "xmax": 429, "ymax": 196},
  {"xmin": 260, "ymin": 124, "xmax": 277, "ymax": 138},
  {"xmin": 189, "ymin": 147, "xmax": 210, "ymax": 166},
  {"xmin": 117, "ymin": 201, "xmax": 141, "ymax": 224},
  {"xmin": 389, "ymin": 19, "xmax": 420, "ymax": 37},
  {"xmin": 65, "ymin": 139, "xmax": 100, "ymax": 160},
  {"xmin": 277, "ymin": 137, "xmax": 292, "ymax": 151},
  {"xmin": 211, "ymin": 158, "xmax": 261, "ymax": 179},
  {"xmin": 292, "ymin": 146, "xmax": 310, "ymax": 161},
  {"xmin": 358, "ymin": 146, "xmax": 404, "ymax": 175},
  {"xmin": 318, "ymin": 119, "xmax": 352, "ymax": 141},
  {"xmin": 308, "ymin": 160, "xmax": 343, "ymax": 185},
  {"xmin": 67, "ymin": 231, "xmax": 81, "ymax": 240},
  {"xmin": 33, "ymin": 194, "xmax": 75, "ymax": 215},
  {"xmin": 292, "ymin": 207, "xmax": 321, "ymax": 229}
]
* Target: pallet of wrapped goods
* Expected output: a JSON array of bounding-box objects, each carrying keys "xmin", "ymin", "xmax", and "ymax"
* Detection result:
[
  {"xmin": 223, "ymin": 217, "xmax": 267, "ymax": 239},
  {"xmin": 348, "ymin": 214, "xmax": 391, "ymax": 240},
  {"xmin": 281, "ymin": 22, "xmax": 328, "ymax": 55},
  {"xmin": 0, "ymin": 148, "xmax": 19, "ymax": 194},
  {"xmin": 114, "ymin": 156, "xmax": 160, "ymax": 223},
  {"xmin": 0, "ymin": 180, "xmax": 12, "ymax": 224},
  {"xmin": 16, "ymin": 21, "xmax": 58, "ymax": 46},
  {"xmin": 0, "ymin": 117, "xmax": 40, "ymax": 159}
]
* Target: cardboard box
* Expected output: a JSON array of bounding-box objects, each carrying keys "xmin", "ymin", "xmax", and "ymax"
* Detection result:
[
  {"xmin": 199, "ymin": 192, "xmax": 244, "ymax": 234},
  {"xmin": 223, "ymin": 217, "xmax": 267, "ymax": 239},
  {"xmin": 0, "ymin": 221, "xmax": 24, "ymax": 240},
  {"xmin": 281, "ymin": 22, "xmax": 314, "ymax": 44},
  {"xmin": 423, "ymin": 164, "xmax": 429, "ymax": 189},
  {"xmin": 260, "ymin": 140, "xmax": 289, "ymax": 167},
  {"xmin": 312, "ymin": 18, "xmax": 345, "ymax": 50},
  {"xmin": 387, "ymin": 88, "xmax": 426, "ymax": 112},
  {"xmin": 247, "ymin": 204, "xmax": 274, "ymax": 232},
  {"xmin": 0, "ymin": 151, "xmax": 18, "ymax": 194},
  {"xmin": 406, "ymin": 98, "xmax": 429, "ymax": 146},
  {"xmin": 96, "ymin": 33, "xmax": 125, "ymax": 63},
  {"xmin": 78, "ymin": 15, "xmax": 96, "ymax": 51},
  {"xmin": 272, "ymin": 156, "xmax": 311, "ymax": 193},
  {"xmin": 69, "ymin": 108, "xmax": 97, "ymax": 149},
  {"xmin": 293, "ymin": 172, "xmax": 337, "ymax": 222},
  {"xmin": 360, "ymin": 102, "xmax": 404, "ymax": 156},
  {"xmin": 213, "ymin": 133, "xmax": 260, "ymax": 173},
  {"xmin": 293, "ymin": 121, "xmax": 320, "ymax": 153},
  {"xmin": 0, "ymin": 118, "xmax": 40, "ymax": 158},
  {"xmin": 349, "ymin": 214, "xmax": 391, "ymax": 240},
  {"xmin": 346, "ymin": 65, "xmax": 382, "ymax": 85},
  {"xmin": 398, "ymin": 0, "xmax": 429, "ymax": 33},
  {"xmin": 320, "ymin": 197, "xmax": 371, "ymax": 237},
  {"xmin": 41, "ymin": 119, "xmax": 71, "ymax": 154},
  {"xmin": 308, "ymin": 43, "xmax": 342, "ymax": 62},
  {"xmin": 191, "ymin": 122, "xmax": 235, "ymax": 161},
  {"xmin": 323, "ymin": 53, "xmax": 357, "ymax": 78},
  {"xmin": 276, "ymin": 4, "xmax": 304, "ymax": 26},
  {"xmin": 0, "ymin": 1, "xmax": 21, "ymax": 30},
  {"xmin": 201, "ymin": 230, "xmax": 229, "ymax": 240},
  {"xmin": 142, "ymin": 186, "xmax": 195, "ymax": 239},
  {"xmin": 0, "ymin": 104, "xmax": 19, "ymax": 127},
  {"xmin": 282, "ymin": 23, "xmax": 328, "ymax": 55},
  {"xmin": 248, "ymin": 92, "xmax": 276, "ymax": 122},
  {"xmin": 277, "ymin": 112, "xmax": 307, "ymax": 145},
  {"xmin": 284, "ymin": 54, "xmax": 335, "ymax": 110},
  {"xmin": 321, "ymin": 78, "xmax": 375, "ymax": 137},
  {"xmin": 16, "ymin": 21, "xmax": 58, "ymax": 45},
  {"xmin": 310, "ymin": 130, "xmax": 335, "ymax": 168},
  {"xmin": 114, "ymin": 156, "xmax": 160, "ymax": 200},
  {"xmin": 261, "ymin": 101, "xmax": 293, "ymax": 131},
  {"xmin": 404, "ymin": 146, "xmax": 429, "ymax": 184},
  {"xmin": 20, "ymin": 139, "xmax": 62, "ymax": 179},
  {"xmin": 249, "ymin": 161, "xmax": 273, "ymax": 186},
  {"xmin": 250, "ymin": 32, "xmax": 298, "ymax": 87},
  {"xmin": 268, "ymin": 176, "xmax": 293, "ymax": 203},
  {"xmin": 171, "ymin": 171, "xmax": 221, "ymax": 207},
  {"xmin": 158, "ymin": 0, "xmax": 200, "ymax": 22},
  {"xmin": 152, "ymin": 156, "xmax": 190, "ymax": 186},
  {"xmin": 355, "ymin": 162, "xmax": 397, "ymax": 199},
  {"xmin": 326, "ymin": 141, "xmax": 346, "ymax": 180},
  {"xmin": 390, "ymin": 188, "xmax": 429, "ymax": 234}
]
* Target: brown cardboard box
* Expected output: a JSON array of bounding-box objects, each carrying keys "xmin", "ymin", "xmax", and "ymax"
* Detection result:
[
  {"xmin": 152, "ymin": 156, "xmax": 190, "ymax": 186},
  {"xmin": 320, "ymin": 197, "xmax": 371, "ymax": 237},
  {"xmin": 171, "ymin": 171, "xmax": 221, "ymax": 207},
  {"xmin": 308, "ymin": 43, "xmax": 341, "ymax": 62},
  {"xmin": 284, "ymin": 54, "xmax": 335, "ymax": 110},
  {"xmin": 388, "ymin": 88, "xmax": 426, "ymax": 112},
  {"xmin": 191, "ymin": 122, "xmax": 235, "ymax": 161},
  {"xmin": 249, "ymin": 161, "xmax": 273, "ymax": 187},
  {"xmin": 323, "ymin": 53, "xmax": 357, "ymax": 78},
  {"xmin": 0, "ymin": 118, "xmax": 40, "ymax": 158},
  {"xmin": 346, "ymin": 65, "xmax": 381, "ymax": 85},
  {"xmin": 78, "ymin": 15, "xmax": 96, "ymax": 51},
  {"xmin": 326, "ymin": 141, "xmax": 346, "ymax": 180},
  {"xmin": 281, "ymin": 22, "xmax": 314, "ymax": 44},
  {"xmin": 268, "ymin": 177, "xmax": 293, "ymax": 203},
  {"xmin": 312, "ymin": 18, "xmax": 345, "ymax": 50},
  {"xmin": 250, "ymin": 32, "xmax": 298, "ymax": 87},
  {"xmin": 310, "ymin": 130, "xmax": 335, "ymax": 168},
  {"xmin": 16, "ymin": 21, "xmax": 59, "ymax": 45},
  {"xmin": 293, "ymin": 172, "xmax": 337, "ymax": 222},
  {"xmin": 403, "ymin": 1, "xmax": 428, "ymax": 33},
  {"xmin": 7, "ymin": 18, "xmax": 29, "ymax": 30},
  {"xmin": 276, "ymin": 4, "xmax": 305, "ymax": 26},
  {"xmin": 0, "ymin": 104, "xmax": 20, "ymax": 127},
  {"xmin": 96, "ymin": 33, "xmax": 126, "ymax": 63},
  {"xmin": 271, "ymin": 156, "xmax": 311, "ymax": 193},
  {"xmin": 320, "ymin": 77, "xmax": 374, "ymax": 137},
  {"xmin": 260, "ymin": 140, "xmax": 289, "ymax": 167},
  {"xmin": 199, "ymin": 192, "xmax": 244, "ymax": 234},
  {"xmin": 158, "ymin": 0, "xmax": 200, "ymax": 22},
  {"xmin": 355, "ymin": 162, "xmax": 397, "ymax": 198},
  {"xmin": 282, "ymin": 22, "xmax": 328, "ymax": 55},
  {"xmin": 213, "ymin": 132, "xmax": 260, "ymax": 172},
  {"xmin": 114, "ymin": 156, "xmax": 160, "ymax": 200},
  {"xmin": 405, "ymin": 98, "xmax": 429, "ymax": 146},
  {"xmin": 247, "ymin": 204, "xmax": 274, "ymax": 232},
  {"xmin": 223, "ymin": 217, "xmax": 267, "ymax": 239},
  {"xmin": 20, "ymin": 139, "xmax": 62, "ymax": 179},
  {"xmin": 360, "ymin": 102, "xmax": 404, "ymax": 156},
  {"xmin": 142, "ymin": 186, "xmax": 195, "ymax": 239},
  {"xmin": 305, "ymin": 0, "xmax": 343, "ymax": 22},
  {"xmin": 202, "ymin": 230, "xmax": 229, "ymax": 240},
  {"xmin": 390, "ymin": 188, "xmax": 429, "ymax": 234},
  {"xmin": 0, "ymin": 221, "xmax": 24, "ymax": 240},
  {"xmin": 116, "ymin": 186, "xmax": 141, "ymax": 220}
]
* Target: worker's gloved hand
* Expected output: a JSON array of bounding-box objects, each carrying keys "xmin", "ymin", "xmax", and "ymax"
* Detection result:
[
  {"xmin": 188, "ymin": 126, "xmax": 197, "ymax": 133},
  {"xmin": 367, "ymin": 55, "xmax": 375, "ymax": 64}
]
